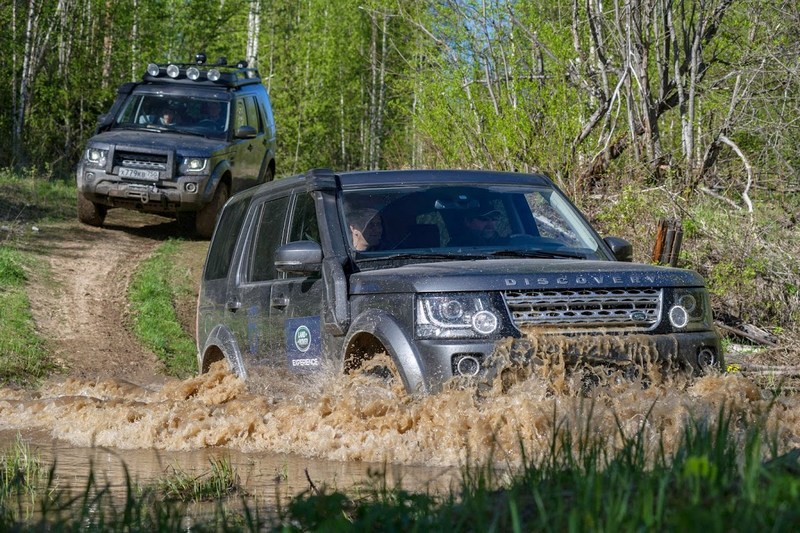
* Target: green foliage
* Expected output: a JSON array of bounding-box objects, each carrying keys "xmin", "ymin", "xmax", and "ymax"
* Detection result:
[
  {"xmin": 0, "ymin": 435, "xmax": 45, "ymax": 508},
  {"xmin": 129, "ymin": 239, "xmax": 197, "ymax": 377},
  {"xmin": 0, "ymin": 246, "xmax": 55, "ymax": 386},
  {"xmin": 1, "ymin": 408, "xmax": 799, "ymax": 530},
  {"xmin": 157, "ymin": 456, "xmax": 241, "ymax": 502}
]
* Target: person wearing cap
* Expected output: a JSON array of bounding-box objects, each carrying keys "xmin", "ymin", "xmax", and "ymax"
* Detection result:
[
  {"xmin": 347, "ymin": 208, "xmax": 383, "ymax": 251},
  {"xmin": 159, "ymin": 106, "xmax": 177, "ymax": 126},
  {"xmin": 452, "ymin": 206, "xmax": 506, "ymax": 246}
]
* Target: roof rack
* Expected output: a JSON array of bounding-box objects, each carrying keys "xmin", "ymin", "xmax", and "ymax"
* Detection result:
[{"xmin": 142, "ymin": 54, "xmax": 261, "ymax": 88}]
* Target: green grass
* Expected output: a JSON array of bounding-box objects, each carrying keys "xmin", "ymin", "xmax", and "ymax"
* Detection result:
[
  {"xmin": 0, "ymin": 168, "xmax": 76, "ymax": 224},
  {"xmin": 129, "ymin": 239, "xmax": 198, "ymax": 377},
  {"xmin": 0, "ymin": 435, "xmax": 46, "ymax": 508},
  {"xmin": 157, "ymin": 456, "xmax": 242, "ymax": 502},
  {"xmin": 2, "ymin": 407, "xmax": 798, "ymax": 531},
  {"xmin": 0, "ymin": 246, "xmax": 55, "ymax": 386}
]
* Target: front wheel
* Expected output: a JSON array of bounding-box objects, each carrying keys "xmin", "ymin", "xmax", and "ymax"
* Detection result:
[
  {"xmin": 77, "ymin": 192, "xmax": 107, "ymax": 227},
  {"xmin": 195, "ymin": 182, "xmax": 229, "ymax": 239}
]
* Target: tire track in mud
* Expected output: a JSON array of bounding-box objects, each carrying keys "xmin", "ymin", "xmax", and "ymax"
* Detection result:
[{"xmin": 25, "ymin": 211, "xmax": 179, "ymax": 385}]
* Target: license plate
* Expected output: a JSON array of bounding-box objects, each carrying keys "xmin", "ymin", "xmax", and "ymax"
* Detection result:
[{"xmin": 119, "ymin": 167, "xmax": 159, "ymax": 181}]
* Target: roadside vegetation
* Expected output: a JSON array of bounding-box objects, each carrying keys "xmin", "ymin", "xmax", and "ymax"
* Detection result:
[
  {"xmin": 129, "ymin": 239, "xmax": 198, "ymax": 377},
  {"xmin": 2, "ymin": 411, "xmax": 798, "ymax": 531},
  {"xmin": 0, "ymin": 171, "xmax": 73, "ymax": 386}
]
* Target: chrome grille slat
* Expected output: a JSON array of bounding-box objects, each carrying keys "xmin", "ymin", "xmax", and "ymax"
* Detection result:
[
  {"xmin": 504, "ymin": 288, "xmax": 662, "ymax": 331},
  {"xmin": 115, "ymin": 151, "xmax": 168, "ymax": 171}
]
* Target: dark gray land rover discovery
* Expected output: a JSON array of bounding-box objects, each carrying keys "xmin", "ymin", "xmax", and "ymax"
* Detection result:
[
  {"xmin": 196, "ymin": 169, "xmax": 722, "ymax": 394},
  {"xmin": 76, "ymin": 55, "xmax": 276, "ymax": 237}
]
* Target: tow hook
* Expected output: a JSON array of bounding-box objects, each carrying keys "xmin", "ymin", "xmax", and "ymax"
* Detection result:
[{"xmin": 135, "ymin": 184, "xmax": 159, "ymax": 204}]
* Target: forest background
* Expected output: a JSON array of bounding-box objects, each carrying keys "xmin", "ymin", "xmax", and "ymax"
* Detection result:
[{"xmin": 1, "ymin": 0, "xmax": 799, "ymax": 348}]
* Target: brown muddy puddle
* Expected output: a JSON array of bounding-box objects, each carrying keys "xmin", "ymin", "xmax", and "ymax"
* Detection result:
[{"xmin": 2, "ymin": 349, "xmax": 800, "ymax": 501}]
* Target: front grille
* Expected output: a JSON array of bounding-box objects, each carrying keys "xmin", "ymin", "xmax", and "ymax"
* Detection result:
[
  {"xmin": 504, "ymin": 288, "xmax": 662, "ymax": 332},
  {"xmin": 115, "ymin": 150, "xmax": 169, "ymax": 171}
]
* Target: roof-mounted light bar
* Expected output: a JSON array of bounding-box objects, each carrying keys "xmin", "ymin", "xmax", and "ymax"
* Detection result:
[{"xmin": 142, "ymin": 54, "xmax": 260, "ymax": 87}]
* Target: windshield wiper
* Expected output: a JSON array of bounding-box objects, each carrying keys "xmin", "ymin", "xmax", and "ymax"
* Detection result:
[
  {"xmin": 486, "ymin": 249, "xmax": 586, "ymax": 259},
  {"xmin": 355, "ymin": 252, "xmax": 487, "ymax": 262}
]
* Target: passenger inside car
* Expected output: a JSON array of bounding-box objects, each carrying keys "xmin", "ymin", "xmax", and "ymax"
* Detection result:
[
  {"xmin": 346, "ymin": 208, "xmax": 383, "ymax": 251},
  {"xmin": 449, "ymin": 205, "xmax": 508, "ymax": 246}
]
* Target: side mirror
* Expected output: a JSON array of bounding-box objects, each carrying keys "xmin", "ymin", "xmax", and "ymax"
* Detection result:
[
  {"xmin": 234, "ymin": 125, "xmax": 257, "ymax": 139},
  {"xmin": 604, "ymin": 236, "xmax": 633, "ymax": 262},
  {"xmin": 275, "ymin": 241, "xmax": 322, "ymax": 273}
]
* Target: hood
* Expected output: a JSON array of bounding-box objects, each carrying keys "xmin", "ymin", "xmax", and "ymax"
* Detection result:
[
  {"xmin": 349, "ymin": 259, "xmax": 706, "ymax": 295},
  {"xmin": 87, "ymin": 129, "xmax": 229, "ymax": 157}
]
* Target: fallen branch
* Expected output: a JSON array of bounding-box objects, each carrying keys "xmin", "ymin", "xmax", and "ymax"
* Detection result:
[{"xmin": 715, "ymin": 320, "xmax": 778, "ymax": 347}]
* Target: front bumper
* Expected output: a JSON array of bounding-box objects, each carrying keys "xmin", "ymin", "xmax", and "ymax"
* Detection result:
[
  {"xmin": 415, "ymin": 330, "xmax": 723, "ymax": 392},
  {"xmin": 78, "ymin": 164, "xmax": 208, "ymax": 214}
]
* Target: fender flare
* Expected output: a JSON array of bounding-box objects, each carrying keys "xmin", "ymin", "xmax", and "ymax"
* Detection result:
[
  {"xmin": 343, "ymin": 310, "xmax": 428, "ymax": 394},
  {"xmin": 202, "ymin": 160, "xmax": 233, "ymax": 203},
  {"xmin": 200, "ymin": 324, "xmax": 247, "ymax": 379}
]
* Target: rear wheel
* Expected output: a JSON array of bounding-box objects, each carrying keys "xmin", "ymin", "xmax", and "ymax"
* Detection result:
[
  {"xmin": 77, "ymin": 192, "xmax": 107, "ymax": 227},
  {"xmin": 195, "ymin": 182, "xmax": 228, "ymax": 239}
]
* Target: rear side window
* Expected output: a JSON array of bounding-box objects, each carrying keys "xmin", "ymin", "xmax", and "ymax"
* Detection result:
[
  {"xmin": 244, "ymin": 96, "xmax": 263, "ymax": 133},
  {"xmin": 204, "ymin": 198, "xmax": 250, "ymax": 280},
  {"xmin": 249, "ymin": 196, "xmax": 290, "ymax": 282}
]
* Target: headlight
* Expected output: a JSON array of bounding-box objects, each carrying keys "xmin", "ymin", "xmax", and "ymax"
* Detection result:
[
  {"xmin": 85, "ymin": 148, "xmax": 107, "ymax": 167},
  {"xmin": 668, "ymin": 288, "xmax": 713, "ymax": 331},
  {"xmin": 180, "ymin": 157, "xmax": 208, "ymax": 173},
  {"xmin": 416, "ymin": 294, "xmax": 500, "ymax": 339}
]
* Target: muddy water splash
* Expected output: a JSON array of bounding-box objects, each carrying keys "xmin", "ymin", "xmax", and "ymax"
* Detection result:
[{"xmin": 2, "ymin": 351, "xmax": 799, "ymax": 469}]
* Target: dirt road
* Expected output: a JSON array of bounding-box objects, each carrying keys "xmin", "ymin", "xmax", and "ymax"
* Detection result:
[{"xmin": 23, "ymin": 210, "xmax": 193, "ymax": 385}]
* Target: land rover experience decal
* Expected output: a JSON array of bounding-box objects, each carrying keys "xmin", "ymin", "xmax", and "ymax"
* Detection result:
[{"xmin": 285, "ymin": 317, "xmax": 321, "ymax": 372}]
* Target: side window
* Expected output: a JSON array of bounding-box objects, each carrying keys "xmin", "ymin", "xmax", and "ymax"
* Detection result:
[
  {"xmin": 244, "ymin": 96, "xmax": 263, "ymax": 133},
  {"xmin": 260, "ymin": 94, "xmax": 275, "ymax": 133},
  {"xmin": 249, "ymin": 196, "xmax": 290, "ymax": 282},
  {"xmin": 234, "ymin": 99, "xmax": 247, "ymax": 130},
  {"xmin": 289, "ymin": 194, "xmax": 320, "ymax": 243},
  {"xmin": 204, "ymin": 198, "xmax": 250, "ymax": 280}
]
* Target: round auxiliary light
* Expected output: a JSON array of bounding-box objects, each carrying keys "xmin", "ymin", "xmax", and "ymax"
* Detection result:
[
  {"xmin": 441, "ymin": 300, "xmax": 463, "ymax": 321},
  {"xmin": 456, "ymin": 356, "xmax": 481, "ymax": 377},
  {"xmin": 677, "ymin": 293, "xmax": 697, "ymax": 313},
  {"xmin": 166, "ymin": 64, "xmax": 180, "ymax": 78},
  {"xmin": 187, "ymin": 66, "xmax": 200, "ymax": 80},
  {"xmin": 185, "ymin": 182, "xmax": 198, "ymax": 193},
  {"xmin": 146, "ymin": 63, "xmax": 160, "ymax": 77},
  {"xmin": 472, "ymin": 310, "xmax": 498, "ymax": 335},
  {"xmin": 207, "ymin": 68, "xmax": 221, "ymax": 82},
  {"xmin": 669, "ymin": 305, "xmax": 689, "ymax": 329}
]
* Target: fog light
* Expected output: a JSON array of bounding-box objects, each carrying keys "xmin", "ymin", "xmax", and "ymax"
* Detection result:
[
  {"xmin": 697, "ymin": 348, "xmax": 717, "ymax": 368},
  {"xmin": 669, "ymin": 305, "xmax": 689, "ymax": 329},
  {"xmin": 185, "ymin": 182, "xmax": 197, "ymax": 193},
  {"xmin": 187, "ymin": 67, "xmax": 200, "ymax": 80},
  {"xmin": 146, "ymin": 63, "xmax": 160, "ymax": 76},
  {"xmin": 455, "ymin": 355, "xmax": 481, "ymax": 377},
  {"xmin": 84, "ymin": 172, "xmax": 95, "ymax": 183},
  {"xmin": 472, "ymin": 310, "xmax": 498, "ymax": 335},
  {"xmin": 208, "ymin": 69, "xmax": 221, "ymax": 81},
  {"xmin": 166, "ymin": 64, "xmax": 180, "ymax": 78}
]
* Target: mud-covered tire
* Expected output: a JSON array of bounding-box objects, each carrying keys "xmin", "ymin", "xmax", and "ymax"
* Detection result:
[
  {"xmin": 195, "ymin": 182, "xmax": 229, "ymax": 239},
  {"xmin": 76, "ymin": 193, "xmax": 107, "ymax": 227},
  {"xmin": 260, "ymin": 163, "xmax": 274, "ymax": 185}
]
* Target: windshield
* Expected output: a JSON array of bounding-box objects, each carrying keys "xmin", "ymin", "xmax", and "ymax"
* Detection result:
[
  {"xmin": 341, "ymin": 184, "xmax": 611, "ymax": 260},
  {"xmin": 114, "ymin": 94, "xmax": 230, "ymax": 139}
]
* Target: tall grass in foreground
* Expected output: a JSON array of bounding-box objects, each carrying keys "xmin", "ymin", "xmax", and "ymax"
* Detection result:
[
  {"xmin": 2, "ymin": 409, "xmax": 798, "ymax": 531},
  {"xmin": 0, "ymin": 246, "xmax": 55, "ymax": 386},
  {"xmin": 129, "ymin": 239, "xmax": 197, "ymax": 377}
]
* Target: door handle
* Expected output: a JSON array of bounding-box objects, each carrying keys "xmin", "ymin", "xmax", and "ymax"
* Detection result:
[
  {"xmin": 271, "ymin": 296, "xmax": 289, "ymax": 309},
  {"xmin": 226, "ymin": 298, "xmax": 241, "ymax": 312}
]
